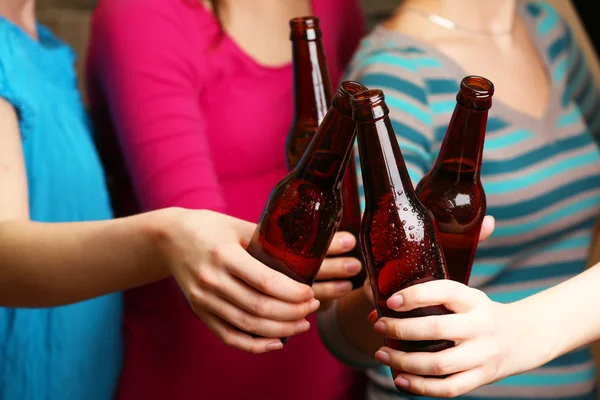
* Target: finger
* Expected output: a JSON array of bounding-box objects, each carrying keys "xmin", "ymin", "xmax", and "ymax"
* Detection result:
[
  {"xmin": 226, "ymin": 245, "xmax": 315, "ymax": 303},
  {"xmin": 326, "ymin": 231, "xmax": 357, "ymax": 256},
  {"xmin": 191, "ymin": 289, "xmax": 311, "ymax": 338},
  {"xmin": 196, "ymin": 309, "xmax": 284, "ymax": 354},
  {"xmin": 479, "ymin": 216, "xmax": 495, "ymax": 242},
  {"xmin": 386, "ymin": 279, "xmax": 485, "ymax": 314},
  {"xmin": 207, "ymin": 270, "xmax": 320, "ymax": 321},
  {"xmin": 315, "ymin": 257, "xmax": 362, "ymax": 280},
  {"xmin": 224, "ymin": 215, "xmax": 257, "ymax": 247},
  {"xmin": 312, "ymin": 280, "xmax": 354, "ymax": 301},
  {"xmin": 374, "ymin": 312, "xmax": 489, "ymax": 341},
  {"xmin": 393, "ymin": 368, "xmax": 488, "ymax": 398},
  {"xmin": 375, "ymin": 341, "xmax": 487, "ymax": 376}
]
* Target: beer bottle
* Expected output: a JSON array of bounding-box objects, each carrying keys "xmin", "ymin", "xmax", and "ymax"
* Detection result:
[
  {"xmin": 416, "ymin": 76, "xmax": 493, "ymax": 285},
  {"xmin": 248, "ymin": 81, "xmax": 367, "ymax": 291},
  {"xmin": 286, "ymin": 17, "xmax": 365, "ymax": 288},
  {"xmin": 353, "ymin": 89, "xmax": 455, "ymax": 359}
]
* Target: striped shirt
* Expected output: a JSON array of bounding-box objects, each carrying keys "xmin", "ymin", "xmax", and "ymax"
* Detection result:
[{"xmin": 319, "ymin": 2, "xmax": 600, "ymax": 399}]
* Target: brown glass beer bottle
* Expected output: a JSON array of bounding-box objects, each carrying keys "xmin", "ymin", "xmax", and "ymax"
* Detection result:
[
  {"xmin": 248, "ymin": 81, "xmax": 368, "ymax": 294},
  {"xmin": 416, "ymin": 76, "xmax": 493, "ymax": 285},
  {"xmin": 353, "ymin": 89, "xmax": 454, "ymax": 362},
  {"xmin": 286, "ymin": 17, "xmax": 365, "ymax": 288}
]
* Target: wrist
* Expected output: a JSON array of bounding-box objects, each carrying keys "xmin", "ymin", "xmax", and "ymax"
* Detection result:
[
  {"xmin": 136, "ymin": 207, "xmax": 183, "ymax": 279},
  {"xmin": 499, "ymin": 299, "xmax": 556, "ymax": 378}
]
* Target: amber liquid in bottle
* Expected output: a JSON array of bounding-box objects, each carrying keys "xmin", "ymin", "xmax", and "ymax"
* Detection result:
[
  {"xmin": 353, "ymin": 89, "xmax": 454, "ymax": 390},
  {"xmin": 416, "ymin": 76, "xmax": 493, "ymax": 285},
  {"xmin": 248, "ymin": 82, "xmax": 367, "ymax": 340},
  {"xmin": 285, "ymin": 17, "xmax": 365, "ymax": 288}
]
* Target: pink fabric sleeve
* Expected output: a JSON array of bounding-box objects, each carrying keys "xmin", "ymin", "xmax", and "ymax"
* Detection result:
[{"xmin": 90, "ymin": 4, "xmax": 228, "ymax": 213}]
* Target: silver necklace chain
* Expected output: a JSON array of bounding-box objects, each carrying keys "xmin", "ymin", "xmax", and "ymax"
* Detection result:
[{"xmin": 404, "ymin": 6, "xmax": 515, "ymax": 37}]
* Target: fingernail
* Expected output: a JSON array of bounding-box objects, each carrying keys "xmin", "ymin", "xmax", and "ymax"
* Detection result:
[
  {"xmin": 308, "ymin": 299, "xmax": 320, "ymax": 312},
  {"xmin": 345, "ymin": 261, "xmax": 361, "ymax": 274},
  {"xmin": 266, "ymin": 342, "xmax": 283, "ymax": 352},
  {"xmin": 395, "ymin": 376, "xmax": 410, "ymax": 388},
  {"xmin": 295, "ymin": 320, "xmax": 310, "ymax": 333},
  {"xmin": 339, "ymin": 234, "xmax": 354, "ymax": 249},
  {"xmin": 374, "ymin": 320, "xmax": 386, "ymax": 334},
  {"xmin": 388, "ymin": 294, "xmax": 404, "ymax": 309},
  {"xmin": 367, "ymin": 310, "xmax": 379, "ymax": 324},
  {"xmin": 336, "ymin": 281, "xmax": 353, "ymax": 293},
  {"xmin": 375, "ymin": 350, "xmax": 390, "ymax": 365}
]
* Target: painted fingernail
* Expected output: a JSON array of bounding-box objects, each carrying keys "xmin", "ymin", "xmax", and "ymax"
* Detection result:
[
  {"xmin": 295, "ymin": 320, "xmax": 310, "ymax": 333},
  {"xmin": 395, "ymin": 376, "xmax": 410, "ymax": 388},
  {"xmin": 388, "ymin": 294, "xmax": 404, "ymax": 309},
  {"xmin": 345, "ymin": 261, "xmax": 361, "ymax": 274},
  {"xmin": 375, "ymin": 350, "xmax": 390, "ymax": 365},
  {"xmin": 374, "ymin": 320, "xmax": 386, "ymax": 334},
  {"xmin": 367, "ymin": 310, "xmax": 379, "ymax": 324},
  {"xmin": 336, "ymin": 281, "xmax": 353, "ymax": 293},
  {"xmin": 266, "ymin": 341, "xmax": 283, "ymax": 352}
]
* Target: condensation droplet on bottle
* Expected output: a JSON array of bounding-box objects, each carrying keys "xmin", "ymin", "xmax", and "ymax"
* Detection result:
[{"xmin": 408, "ymin": 225, "xmax": 414, "ymax": 231}]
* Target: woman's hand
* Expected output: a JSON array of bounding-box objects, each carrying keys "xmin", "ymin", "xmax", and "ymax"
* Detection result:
[
  {"xmin": 362, "ymin": 215, "xmax": 496, "ymax": 306},
  {"xmin": 370, "ymin": 280, "xmax": 533, "ymax": 397},
  {"xmin": 150, "ymin": 208, "xmax": 320, "ymax": 354},
  {"xmin": 313, "ymin": 232, "xmax": 363, "ymax": 303}
]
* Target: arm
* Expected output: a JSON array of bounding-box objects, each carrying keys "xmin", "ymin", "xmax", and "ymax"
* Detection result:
[
  {"xmin": 0, "ymin": 96, "xmax": 166, "ymax": 306},
  {"xmin": 0, "ymin": 96, "xmax": 318, "ymax": 352},
  {"xmin": 88, "ymin": 3, "xmax": 361, "ymax": 302}
]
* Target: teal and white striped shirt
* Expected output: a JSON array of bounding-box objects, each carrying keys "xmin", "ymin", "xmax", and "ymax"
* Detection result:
[{"xmin": 320, "ymin": 2, "xmax": 600, "ymax": 399}]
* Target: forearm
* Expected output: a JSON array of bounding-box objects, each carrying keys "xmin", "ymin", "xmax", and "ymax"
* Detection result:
[
  {"xmin": 339, "ymin": 288, "xmax": 384, "ymax": 354},
  {"xmin": 508, "ymin": 262, "xmax": 600, "ymax": 374},
  {"xmin": 318, "ymin": 287, "xmax": 383, "ymax": 367},
  {"xmin": 0, "ymin": 211, "xmax": 170, "ymax": 307}
]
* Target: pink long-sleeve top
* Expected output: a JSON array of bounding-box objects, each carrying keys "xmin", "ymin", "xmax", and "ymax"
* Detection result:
[{"xmin": 86, "ymin": 0, "xmax": 365, "ymax": 399}]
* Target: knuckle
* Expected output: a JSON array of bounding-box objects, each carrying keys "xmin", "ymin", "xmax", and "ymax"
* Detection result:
[
  {"xmin": 196, "ymin": 268, "xmax": 215, "ymax": 288},
  {"xmin": 282, "ymin": 323, "xmax": 297, "ymax": 337},
  {"xmin": 237, "ymin": 314, "xmax": 257, "ymax": 332},
  {"xmin": 432, "ymin": 357, "xmax": 452, "ymax": 375},
  {"xmin": 251, "ymin": 299, "xmax": 267, "ymax": 316},
  {"xmin": 257, "ymin": 272, "xmax": 276, "ymax": 293},
  {"xmin": 250, "ymin": 342, "xmax": 264, "ymax": 355},
  {"xmin": 187, "ymin": 290, "xmax": 205, "ymax": 308},
  {"xmin": 393, "ymin": 322, "xmax": 406, "ymax": 339}
]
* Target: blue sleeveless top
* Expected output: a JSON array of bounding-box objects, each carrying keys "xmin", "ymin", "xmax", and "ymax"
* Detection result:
[{"xmin": 0, "ymin": 19, "xmax": 122, "ymax": 400}]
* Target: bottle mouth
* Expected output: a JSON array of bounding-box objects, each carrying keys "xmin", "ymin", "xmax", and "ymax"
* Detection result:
[
  {"xmin": 289, "ymin": 16, "xmax": 319, "ymax": 29},
  {"xmin": 340, "ymin": 81, "xmax": 368, "ymax": 97},
  {"xmin": 289, "ymin": 16, "xmax": 321, "ymax": 40},
  {"xmin": 334, "ymin": 81, "xmax": 368, "ymax": 115},
  {"xmin": 350, "ymin": 89, "xmax": 388, "ymax": 121},
  {"xmin": 350, "ymin": 89, "xmax": 385, "ymax": 109},
  {"xmin": 460, "ymin": 76, "xmax": 494, "ymax": 99}
]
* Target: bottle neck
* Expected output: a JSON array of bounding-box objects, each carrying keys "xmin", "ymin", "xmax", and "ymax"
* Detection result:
[
  {"xmin": 293, "ymin": 106, "xmax": 357, "ymax": 189},
  {"xmin": 431, "ymin": 103, "xmax": 488, "ymax": 180},
  {"xmin": 291, "ymin": 38, "xmax": 333, "ymax": 124},
  {"xmin": 357, "ymin": 113, "xmax": 415, "ymax": 207}
]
